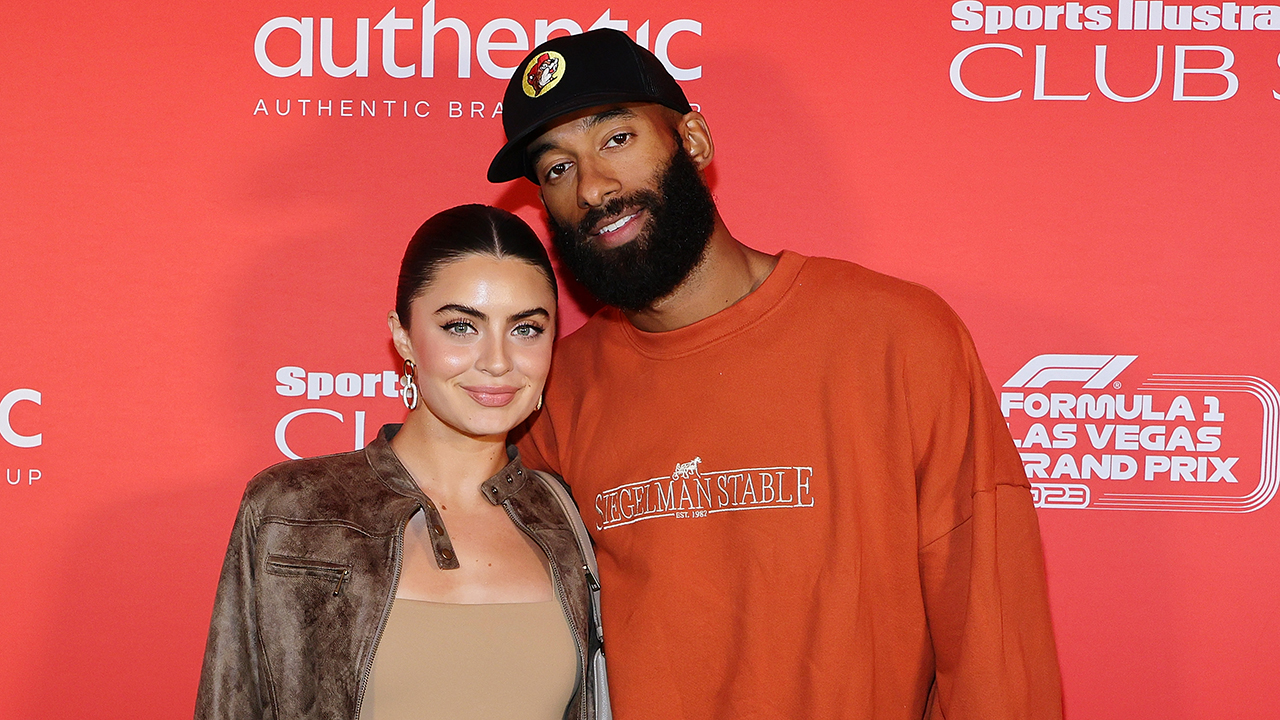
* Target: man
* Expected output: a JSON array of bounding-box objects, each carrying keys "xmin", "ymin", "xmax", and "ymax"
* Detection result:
[{"xmin": 489, "ymin": 29, "xmax": 1062, "ymax": 720}]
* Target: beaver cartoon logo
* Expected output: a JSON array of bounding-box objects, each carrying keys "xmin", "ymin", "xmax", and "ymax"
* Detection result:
[{"xmin": 521, "ymin": 51, "xmax": 566, "ymax": 98}]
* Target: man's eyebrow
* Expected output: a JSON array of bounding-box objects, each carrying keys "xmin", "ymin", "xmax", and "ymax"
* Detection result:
[
  {"xmin": 435, "ymin": 304, "xmax": 487, "ymax": 321},
  {"xmin": 526, "ymin": 108, "xmax": 639, "ymax": 171},
  {"xmin": 527, "ymin": 141, "xmax": 555, "ymax": 171},
  {"xmin": 582, "ymin": 107, "xmax": 636, "ymax": 129},
  {"xmin": 510, "ymin": 307, "xmax": 551, "ymax": 322}
]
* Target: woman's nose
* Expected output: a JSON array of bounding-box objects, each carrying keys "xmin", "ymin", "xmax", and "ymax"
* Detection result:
[{"xmin": 476, "ymin": 334, "xmax": 512, "ymax": 376}]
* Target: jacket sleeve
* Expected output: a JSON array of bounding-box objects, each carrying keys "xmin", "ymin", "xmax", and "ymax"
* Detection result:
[
  {"xmin": 194, "ymin": 489, "xmax": 270, "ymax": 720},
  {"xmin": 911, "ymin": 319, "xmax": 1063, "ymax": 720}
]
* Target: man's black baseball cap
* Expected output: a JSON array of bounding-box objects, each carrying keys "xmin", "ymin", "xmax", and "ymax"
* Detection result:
[{"xmin": 487, "ymin": 28, "xmax": 692, "ymax": 184}]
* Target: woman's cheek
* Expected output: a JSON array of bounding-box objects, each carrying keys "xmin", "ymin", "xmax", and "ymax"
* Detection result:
[
  {"xmin": 516, "ymin": 341, "xmax": 553, "ymax": 381},
  {"xmin": 424, "ymin": 341, "xmax": 473, "ymax": 376}
]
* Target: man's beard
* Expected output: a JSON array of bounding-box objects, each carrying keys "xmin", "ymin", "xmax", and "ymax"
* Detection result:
[{"xmin": 548, "ymin": 143, "xmax": 716, "ymax": 312}]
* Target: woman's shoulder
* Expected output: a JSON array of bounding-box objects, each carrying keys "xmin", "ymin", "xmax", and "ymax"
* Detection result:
[
  {"xmin": 519, "ymin": 466, "xmax": 587, "ymax": 534},
  {"xmin": 240, "ymin": 448, "xmax": 390, "ymax": 517}
]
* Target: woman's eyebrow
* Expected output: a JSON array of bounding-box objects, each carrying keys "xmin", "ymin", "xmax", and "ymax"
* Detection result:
[
  {"xmin": 435, "ymin": 304, "xmax": 487, "ymax": 321},
  {"xmin": 510, "ymin": 308, "xmax": 550, "ymax": 322}
]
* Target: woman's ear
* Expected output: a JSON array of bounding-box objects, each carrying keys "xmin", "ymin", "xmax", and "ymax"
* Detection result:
[
  {"xmin": 388, "ymin": 311, "xmax": 414, "ymax": 362},
  {"xmin": 677, "ymin": 111, "xmax": 714, "ymax": 170}
]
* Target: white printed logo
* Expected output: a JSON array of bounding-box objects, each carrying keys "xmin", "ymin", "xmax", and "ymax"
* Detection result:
[
  {"xmin": 946, "ymin": 4, "xmax": 1269, "ymax": 104},
  {"xmin": 250, "ymin": 5, "xmax": 703, "ymax": 120},
  {"xmin": 1, "ymin": 389, "xmax": 41, "ymax": 449},
  {"xmin": 1029, "ymin": 482, "xmax": 1090, "ymax": 509},
  {"xmin": 254, "ymin": 3, "xmax": 703, "ymax": 81},
  {"xmin": 1004, "ymin": 354, "xmax": 1278, "ymax": 513},
  {"xmin": 671, "ymin": 456, "xmax": 702, "ymax": 480},
  {"xmin": 273, "ymin": 365, "xmax": 400, "ymax": 459},
  {"xmin": 951, "ymin": 2, "xmax": 1280, "ymax": 35},
  {"xmin": 3, "ymin": 388, "xmax": 43, "ymax": 488},
  {"xmin": 1004, "ymin": 354, "xmax": 1137, "ymax": 389},
  {"xmin": 594, "ymin": 457, "xmax": 814, "ymax": 531}
]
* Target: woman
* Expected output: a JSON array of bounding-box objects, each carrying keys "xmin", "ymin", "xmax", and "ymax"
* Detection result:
[{"xmin": 196, "ymin": 204, "xmax": 601, "ymax": 720}]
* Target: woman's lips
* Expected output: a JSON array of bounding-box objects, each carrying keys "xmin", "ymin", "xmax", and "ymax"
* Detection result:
[{"xmin": 462, "ymin": 385, "xmax": 520, "ymax": 407}]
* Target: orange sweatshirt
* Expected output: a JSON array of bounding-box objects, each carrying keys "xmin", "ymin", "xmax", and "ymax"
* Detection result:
[{"xmin": 518, "ymin": 251, "xmax": 1062, "ymax": 720}]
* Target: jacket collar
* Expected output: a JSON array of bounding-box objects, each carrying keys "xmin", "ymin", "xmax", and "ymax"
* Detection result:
[
  {"xmin": 364, "ymin": 423, "xmax": 531, "ymax": 504},
  {"xmin": 481, "ymin": 445, "xmax": 533, "ymax": 505},
  {"xmin": 363, "ymin": 424, "xmax": 422, "ymax": 497}
]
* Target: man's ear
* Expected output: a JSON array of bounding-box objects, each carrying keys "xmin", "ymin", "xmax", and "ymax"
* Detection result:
[{"xmin": 677, "ymin": 111, "xmax": 714, "ymax": 169}]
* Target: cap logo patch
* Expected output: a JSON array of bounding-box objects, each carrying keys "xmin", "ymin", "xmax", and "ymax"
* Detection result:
[{"xmin": 522, "ymin": 51, "xmax": 565, "ymax": 98}]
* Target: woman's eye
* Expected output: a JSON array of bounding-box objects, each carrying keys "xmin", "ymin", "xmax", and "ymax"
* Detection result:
[
  {"xmin": 513, "ymin": 323, "xmax": 545, "ymax": 338},
  {"xmin": 442, "ymin": 321, "xmax": 476, "ymax": 336}
]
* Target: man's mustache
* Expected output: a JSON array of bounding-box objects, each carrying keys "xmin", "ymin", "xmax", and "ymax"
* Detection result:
[{"xmin": 577, "ymin": 190, "xmax": 661, "ymax": 239}]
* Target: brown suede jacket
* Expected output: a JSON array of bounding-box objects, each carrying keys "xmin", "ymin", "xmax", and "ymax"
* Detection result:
[{"xmin": 195, "ymin": 424, "xmax": 598, "ymax": 720}]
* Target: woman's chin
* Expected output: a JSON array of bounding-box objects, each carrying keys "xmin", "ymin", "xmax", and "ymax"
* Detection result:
[{"xmin": 442, "ymin": 407, "xmax": 536, "ymax": 441}]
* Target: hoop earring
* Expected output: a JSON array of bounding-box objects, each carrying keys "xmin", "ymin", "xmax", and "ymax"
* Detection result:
[
  {"xmin": 536, "ymin": 394, "xmax": 543, "ymax": 411},
  {"xmin": 400, "ymin": 359, "xmax": 419, "ymax": 411}
]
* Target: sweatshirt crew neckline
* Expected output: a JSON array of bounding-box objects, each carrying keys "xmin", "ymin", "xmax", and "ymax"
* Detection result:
[{"xmin": 613, "ymin": 250, "xmax": 806, "ymax": 359}]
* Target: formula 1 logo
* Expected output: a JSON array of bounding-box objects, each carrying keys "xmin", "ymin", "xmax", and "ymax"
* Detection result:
[
  {"xmin": 1003, "ymin": 354, "xmax": 1278, "ymax": 513},
  {"xmin": 1004, "ymin": 354, "xmax": 1137, "ymax": 390},
  {"xmin": 522, "ymin": 51, "xmax": 565, "ymax": 97}
]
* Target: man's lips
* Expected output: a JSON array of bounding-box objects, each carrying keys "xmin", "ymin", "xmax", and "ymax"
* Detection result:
[
  {"xmin": 593, "ymin": 211, "xmax": 639, "ymax": 235},
  {"xmin": 589, "ymin": 209, "xmax": 645, "ymax": 248},
  {"xmin": 461, "ymin": 385, "xmax": 520, "ymax": 407}
]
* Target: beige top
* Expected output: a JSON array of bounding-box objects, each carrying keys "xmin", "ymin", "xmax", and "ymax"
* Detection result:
[{"xmin": 360, "ymin": 599, "xmax": 578, "ymax": 720}]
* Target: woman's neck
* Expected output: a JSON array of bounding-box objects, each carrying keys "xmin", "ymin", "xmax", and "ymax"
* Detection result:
[{"xmin": 389, "ymin": 411, "xmax": 509, "ymax": 509}]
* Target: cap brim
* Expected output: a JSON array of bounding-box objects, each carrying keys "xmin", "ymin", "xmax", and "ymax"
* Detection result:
[{"xmin": 487, "ymin": 91, "xmax": 691, "ymax": 184}]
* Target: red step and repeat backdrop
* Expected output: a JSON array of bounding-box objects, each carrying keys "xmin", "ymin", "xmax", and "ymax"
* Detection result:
[{"xmin": 2, "ymin": 1, "xmax": 1276, "ymax": 717}]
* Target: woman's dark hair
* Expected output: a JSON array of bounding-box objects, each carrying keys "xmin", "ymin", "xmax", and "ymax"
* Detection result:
[{"xmin": 395, "ymin": 204, "xmax": 557, "ymax": 327}]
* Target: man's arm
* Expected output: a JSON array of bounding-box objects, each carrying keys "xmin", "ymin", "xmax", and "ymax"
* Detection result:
[{"xmin": 912, "ymin": 319, "xmax": 1063, "ymax": 720}]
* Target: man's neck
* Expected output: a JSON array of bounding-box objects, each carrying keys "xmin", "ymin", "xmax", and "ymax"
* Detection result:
[{"xmin": 623, "ymin": 216, "xmax": 779, "ymax": 333}]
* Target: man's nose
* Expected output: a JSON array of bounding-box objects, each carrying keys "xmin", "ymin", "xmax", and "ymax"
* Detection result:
[{"xmin": 576, "ymin": 157, "xmax": 622, "ymax": 209}]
